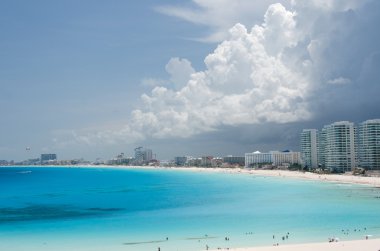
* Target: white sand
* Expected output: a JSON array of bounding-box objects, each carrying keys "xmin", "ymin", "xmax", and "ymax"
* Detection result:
[
  {"xmin": 6, "ymin": 164, "xmax": 380, "ymax": 186},
  {"xmin": 218, "ymin": 238, "xmax": 380, "ymax": 251},
  {"xmin": 241, "ymin": 168, "xmax": 380, "ymax": 187},
  {"xmin": 59, "ymin": 164, "xmax": 380, "ymax": 188},
  {"xmin": 160, "ymin": 166, "xmax": 380, "ymax": 187}
]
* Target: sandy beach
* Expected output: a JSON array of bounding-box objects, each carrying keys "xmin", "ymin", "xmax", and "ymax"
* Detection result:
[
  {"xmin": 216, "ymin": 238, "xmax": 380, "ymax": 251},
  {"xmin": 159, "ymin": 166, "xmax": 380, "ymax": 187},
  {"xmin": 4, "ymin": 165, "xmax": 380, "ymax": 187}
]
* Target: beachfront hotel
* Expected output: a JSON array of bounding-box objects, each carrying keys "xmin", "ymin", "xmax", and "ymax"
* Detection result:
[
  {"xmin": 300, "ymin": 129, "xmax": 318, "ymax": 169},
  {"xmin": 301, "ymin": 122, "xmax": 356, "ymax": 172},
  {"xmin": 358, "ymin": 119, "xmax": 380, "ymax": 170},
  {"xmin": 317, "ymin": 127, "xmax": 327, "ymax": 169},
  {"xmin": 245, "ymin": 151, "xmax": 272, "ymax": 167},
  {"xmin": 245, "ymin": 151, "xmax": 301, "ymax": 168},
  {"xmin": 301, "ymin": 121, "xmax": 356, "ymax": 172},
  {"xmin": 134, "ymin": 146, "xmax": 153, "ymax": 164},
  {"xmin": 323, "ymin": 121, "xmax": 356, "ymax": 172},
  {"xmin": 301, "ymin": 120, "xmax": 380, "ymax": 172},
  {"xmin": 40, "ymin": 153, "xmax": 57, "ymax": 165}
]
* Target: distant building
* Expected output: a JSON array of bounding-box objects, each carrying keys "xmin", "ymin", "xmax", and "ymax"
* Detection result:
[
  {"xmin": 245, "ymin": 151, "xmax": 301, "ymax": 168},
  {"xmin": 0, "ymin": 160, "xmax": 9, "ymax": 166},
  {"xmin": 223, "ymin": 156, "xmax": 245, "ymax": 166},
  {"xmin": 245, "ymin": 151, "xmax": 272, "ymax": 168},
  {"xmin": 358, "ymin": 119, "xmax": 380, "ymax": 170},
  {"xmin": 187, "ymin": 157, "xmax": 202, "ymax": 167},
  {"xmin": 134, "ymin": 147, "xmax": 153, "ymax": 165},
  {"xmin": 211, "ymin": 157, "xmax": 223, "ymax": 167},
  {"xmin": 174, "ymin": 156, "xmax": 187, "ymax": 166},
  {"xmin": 108, "ymin": 153, "xmax": 133, "ymax": 165},
  {"xmin": 41, "ymin": 154, "xmax": 57, "ymax": 164},
  {"xmin": 134, "ymin": 147, "xmax": 144, "ymax": 163},
  {"xmin": 201, "ymin": 156, "xmax": 213, "ymax": 167},
  {"xmin": 300, "ymin": 129, "xmax": 318, "ymax": 169},
  {"xmin": 144, "ymin": 149, "xmax": 153, "ymax": 162},
  {"xmin": 271, "ymin": 151, "xmax": 301, "ymax": 166},
  {"xmin": 317, "ymin": 128, "xmax": 327, "ymax": 168}
]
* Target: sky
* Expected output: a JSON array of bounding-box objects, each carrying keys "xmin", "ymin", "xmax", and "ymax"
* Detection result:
[{"xmin": 1, "ymin": 0, "xmax": 380, "ymax": 161}]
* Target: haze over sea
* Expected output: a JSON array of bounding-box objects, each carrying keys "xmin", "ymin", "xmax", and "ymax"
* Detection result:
[{"xmin": 1, "ymin": 167, "xmax": 380, "ymax": 251}]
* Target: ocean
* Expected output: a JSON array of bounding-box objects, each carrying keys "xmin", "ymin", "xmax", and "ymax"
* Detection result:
[{"xmin": 1, "ymin": 167, "xmax": 380, "ymax": 251}]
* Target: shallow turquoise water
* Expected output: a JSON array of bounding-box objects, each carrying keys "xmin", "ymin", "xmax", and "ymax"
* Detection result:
[{"xmin": 1, "ymin": 167, "xmax": 380, "ymax": 250}]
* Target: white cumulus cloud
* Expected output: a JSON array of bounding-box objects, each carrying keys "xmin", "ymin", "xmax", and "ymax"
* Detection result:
[
  {"xmin": 165, "ymin": 57, "xmax": 195, "ymax": 89},
  {"xmin": 129, "ymin": 3, "xmax": 311, "ymax": 139},
  {"xmin": 57, "ymin": 0, "xmax": 380, "ymax": 147}
]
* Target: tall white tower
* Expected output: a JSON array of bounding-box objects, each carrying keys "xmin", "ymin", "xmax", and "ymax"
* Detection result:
[
  {"xmin": 358, "ymin": 119, "xmax": 380, "ymax": 170},
  {"xmin": 324, "ymin": 121, "xmax": 356, "ymax": 172},
  {"xmin": 300, "ymin": 129, "xmax": 318, "ymax": 169}
]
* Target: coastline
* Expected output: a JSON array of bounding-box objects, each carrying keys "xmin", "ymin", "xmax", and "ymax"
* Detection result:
[{"xmin": 3, "ymin": 165, "xmax": 380, "ymax": 187}]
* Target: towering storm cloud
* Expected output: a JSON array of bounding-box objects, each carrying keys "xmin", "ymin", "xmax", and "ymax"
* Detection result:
[
  {"xmin": 134, "ymin": 4, "xmax": 309, "ymax": 138},
  {"xmin": 63, "ymin": 0, "xmax": 380, "ymax": 147}
]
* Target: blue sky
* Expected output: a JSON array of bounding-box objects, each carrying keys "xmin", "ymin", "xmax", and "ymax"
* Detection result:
[
  {"xmin": 0, "ymin": 0, "xmax": 213, "ymax": 160},
  {"xmin": 1, "ymin": 1, "xmax": 380, "ymax": 161}
]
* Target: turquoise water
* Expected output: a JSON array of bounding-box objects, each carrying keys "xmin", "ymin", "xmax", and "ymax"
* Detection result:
[{"xmin": 1, "ymin": 167, "xmax": 380, "ymax": 251}]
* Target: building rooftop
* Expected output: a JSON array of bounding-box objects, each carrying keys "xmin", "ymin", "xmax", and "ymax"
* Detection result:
[{"xmin": 361, "ymin": 119, "xmax": 380, "ymax": 124}]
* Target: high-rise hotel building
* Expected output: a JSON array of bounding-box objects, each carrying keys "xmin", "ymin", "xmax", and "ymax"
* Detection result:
[
  {"xmin": 300, "ymin": 129, "xmax": 318, "ymax": 169},
  {"xmin": 301, "ymin": 120, "xmax": 380, "ymax": 171},
  {"xmin": 301, "ymin": 121, "xmax": 356, "ymax": 172},
  {"xmin": 323, "ymin": 121, "xmax": 356, "ymax": 172},
  {"xmin": 358, "ymin": 119, "xmax": 380, "ymax": 170},
  {"xmin": 317, "ymin": 128, "xmax": 327, "ymax": 168}
]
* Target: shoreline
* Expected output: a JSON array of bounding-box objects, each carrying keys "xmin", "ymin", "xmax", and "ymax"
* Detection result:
[
  {"xmin": 163, "ymin": 166, "xmax": 380, "ymax": 187},
  {"xmin": 4, "ymin": 164, "xmax": 380, "ymax": 187}
]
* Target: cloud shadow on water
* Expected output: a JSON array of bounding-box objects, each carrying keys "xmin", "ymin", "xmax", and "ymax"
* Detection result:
[{"xmin": 0, "ymin": 205, "xmax": 124, "ymax": 223}]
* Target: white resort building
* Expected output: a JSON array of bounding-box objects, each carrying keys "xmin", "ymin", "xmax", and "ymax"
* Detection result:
[
  {"xmin": 300, "ymin": 129, "xmax": 318, "ymax": 169},
  {"xmin": 301, "ymin": 121, "xmax": 357, "ymax": 172},
  {"xmin": 358, "ymin": 119, "xmax": 380, "ymax": 170},
  {"xmin": 301, "ymin": 119, "xmax": 380, "ymax": 172},
  {"xmin": 245, "ymin": 151, "xmax": 301, "ymax": 168},
  {"xmin": 323, "ymin": 121, "xmax": 356, "ymax": 172}
]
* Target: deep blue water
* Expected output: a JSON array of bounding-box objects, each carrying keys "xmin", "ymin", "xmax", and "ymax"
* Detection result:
[{"xmin": 1, "ymin": 167, "xmax": 380, "ymax": 251}]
